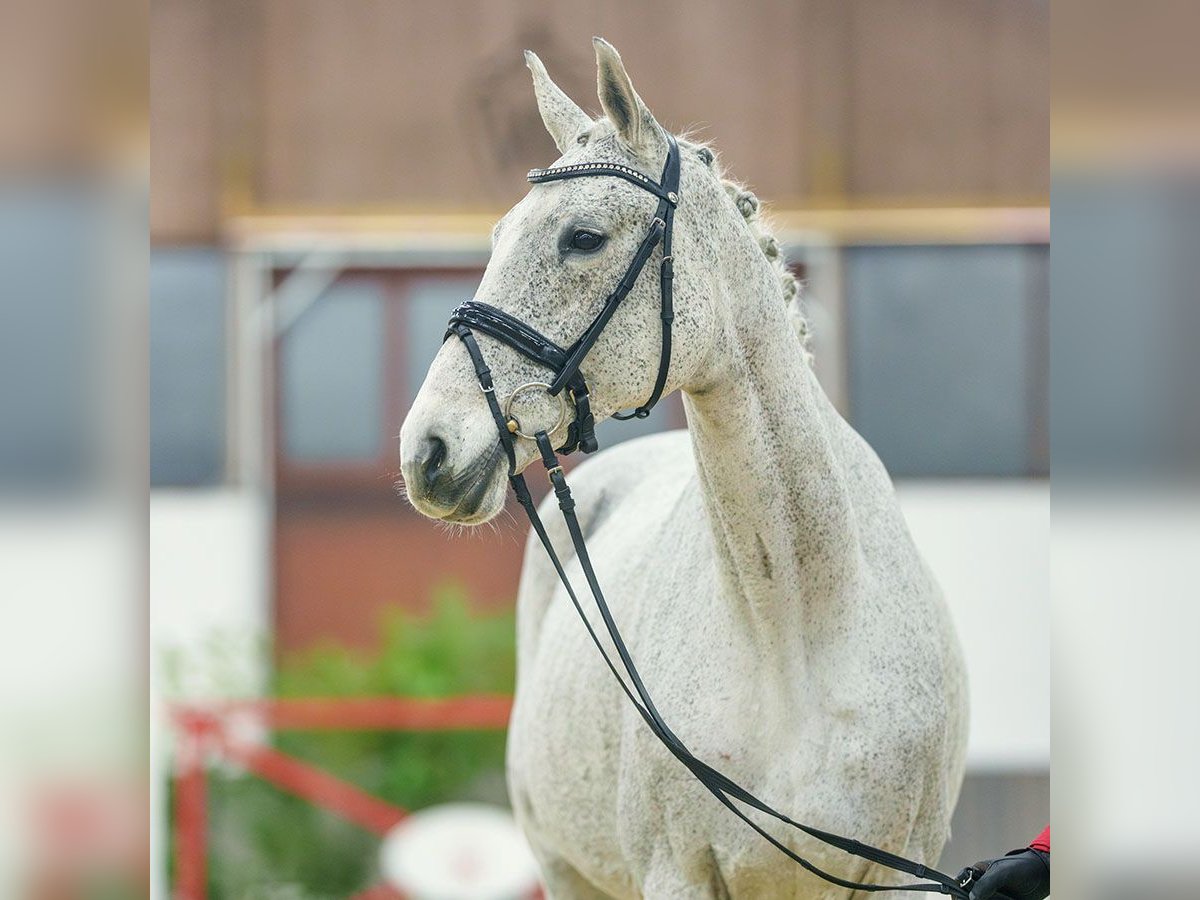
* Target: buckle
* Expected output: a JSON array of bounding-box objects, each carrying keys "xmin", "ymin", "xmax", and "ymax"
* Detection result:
[
  {"xmin": 545, "ymin": 465, "xmax": 564, "ymax": 483},
  {"xmin": 956, "ymin": 868, "xmax": 978, "ymax": 892}
]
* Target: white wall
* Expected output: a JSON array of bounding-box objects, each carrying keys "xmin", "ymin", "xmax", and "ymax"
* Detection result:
[
  {"xmin": 149, "ymin": 489, "xmax": 270, "ymax": 696},
  {"xmin": 0, "ymin": 501, "xmax": 139, "ymax": 897},
  {"xmin": 897, "ymin": 480, "xmax": 1050, "ymax": 771},
  {"xmin": 149, "ymin": 487, "xmax": 270, "ymax": 899},
  {"xmin": 1054, "ymin": 493, "xmax": 1198, "ymax": 860}
]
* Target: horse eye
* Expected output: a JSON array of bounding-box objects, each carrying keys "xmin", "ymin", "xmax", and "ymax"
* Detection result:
[{"xmin": 570, "ymin": 229, "xmax": 606, "ymax": 252}]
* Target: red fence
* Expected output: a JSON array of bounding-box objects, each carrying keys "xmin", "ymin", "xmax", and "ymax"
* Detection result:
[{"xmin": 169, "ymin": 696, "xmax": 514, "ymax": 900}]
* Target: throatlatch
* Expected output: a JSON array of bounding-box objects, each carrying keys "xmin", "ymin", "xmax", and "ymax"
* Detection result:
[{"xmin": 443, "ymin": 134, "xmax": 974, "ymax": 898}]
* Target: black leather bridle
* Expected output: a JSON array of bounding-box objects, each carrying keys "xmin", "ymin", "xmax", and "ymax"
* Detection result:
[
  {"xmin": 447, "ymin": 135, "xmax": 680, "ymax": 456},
  {"xmin": 441, "ymin": 134, "xmax": 975, "ymax": 898}
]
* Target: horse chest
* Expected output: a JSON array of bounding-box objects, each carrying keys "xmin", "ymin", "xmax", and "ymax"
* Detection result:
[{"xmin": 508, "ymin": 520, "xmax": 825, "ymax": 888}]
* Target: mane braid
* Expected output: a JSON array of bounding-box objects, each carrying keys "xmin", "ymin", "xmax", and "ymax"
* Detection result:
[{"xmin": 678, "ymin": 135, "xmax": 812, "ymax": 362}]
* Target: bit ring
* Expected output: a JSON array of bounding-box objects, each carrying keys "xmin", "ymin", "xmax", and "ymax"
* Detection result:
[{"xmin": 503, "ymin": 382, "xmax": 569, "ymax": 440}]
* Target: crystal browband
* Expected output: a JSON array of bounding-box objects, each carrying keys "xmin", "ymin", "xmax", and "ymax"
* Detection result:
[{"xmin": 527, "ymin": 161, "xmax": 679, "ymax": 207}]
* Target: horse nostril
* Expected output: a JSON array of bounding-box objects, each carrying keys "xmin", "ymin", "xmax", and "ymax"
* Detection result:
[{"xmin": 420, "ymin": 436, "xmax": 448, "ymax": 489}]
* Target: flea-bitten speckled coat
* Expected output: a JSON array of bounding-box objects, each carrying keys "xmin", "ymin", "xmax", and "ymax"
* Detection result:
[{"xmin": 400, "ymin": 38, "xmax": 968, "ymax": 900}]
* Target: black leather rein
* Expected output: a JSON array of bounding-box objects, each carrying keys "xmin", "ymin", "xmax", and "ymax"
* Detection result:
[{"xmin": 441, "ymin": 133, "xmax": 971, "ymax": 898}]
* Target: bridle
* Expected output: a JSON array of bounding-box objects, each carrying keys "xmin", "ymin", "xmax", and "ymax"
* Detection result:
[
  {"xmin": 441, "ymin": 134, "xmax": 975, "ymax": 898},
  {"xmin": 447, "ymin": 134, "xmax": 680, "ymax": 457}
]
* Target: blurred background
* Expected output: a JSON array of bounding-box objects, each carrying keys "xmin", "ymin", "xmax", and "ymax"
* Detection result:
[
  {"xmin": 26, "ymin": 0, "xmax": 1200, "ymax": 898},
  {"xmin": 145, "ymin": 2, "xmax": 1049, "ymax": 897}
]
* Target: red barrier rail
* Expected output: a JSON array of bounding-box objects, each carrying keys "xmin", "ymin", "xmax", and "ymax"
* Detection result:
[
  {"xmin": 184, "ymin": 695, "xmax": 515, "ymax": 731},
  {"xmin": 169, "ymin": 695, "xmax": 514, "ymax": 900}
]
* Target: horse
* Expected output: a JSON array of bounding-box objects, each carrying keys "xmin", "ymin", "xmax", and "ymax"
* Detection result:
[{"xmin": 400, "ymin": 37, "xmax": 968, "ymax": 900}]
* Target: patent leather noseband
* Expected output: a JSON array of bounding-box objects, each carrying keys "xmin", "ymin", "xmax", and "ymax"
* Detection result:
[{"xmin": 439, "ymin": 133, "xmax": 972, "ymax": 898}]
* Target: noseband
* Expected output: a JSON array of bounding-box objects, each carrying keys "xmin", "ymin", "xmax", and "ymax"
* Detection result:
[{"xmin": 440, "ymin": 134, "xmax": 971, "ymax": 898}]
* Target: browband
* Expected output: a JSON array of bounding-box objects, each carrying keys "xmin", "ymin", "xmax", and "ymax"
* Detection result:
[{"xmin": 527, "ymin": 160, "xmax": 680, "ymax": 207}]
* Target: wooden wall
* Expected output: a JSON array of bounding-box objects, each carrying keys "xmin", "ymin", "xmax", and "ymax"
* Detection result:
[{"xmin": 151, "ymin": 0, "xmax": 1048, "ymax": 242}]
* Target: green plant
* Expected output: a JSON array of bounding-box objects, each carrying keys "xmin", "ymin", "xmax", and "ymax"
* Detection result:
[{"xmin": 201, "ymin": 584, "xmax": 516, "ymax": 899}]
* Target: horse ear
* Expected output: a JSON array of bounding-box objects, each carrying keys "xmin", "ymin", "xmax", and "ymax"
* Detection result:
[
  {"xmin": 525, "ymin": 50, "xmax": 591, "ymax": 155},
  {"xmin": 593, "ymin": 37, "xmax": 662, "ymax": 153}
]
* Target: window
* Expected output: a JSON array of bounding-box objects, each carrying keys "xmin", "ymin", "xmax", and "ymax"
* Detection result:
[
  {"xmin": 403, "ymin": 275, "xmax": 484, "ymax": 408},
  {"xmin": 1051, "ymin": 176, "xmax": 1200, "ymax": 478},
  {"xmin": 0, "ymin": 187, "xmax": 99, "ymax": 492},
  {"xmin": 150, "ymin": 249, "xmax": 227, "ymax": 486},
  {"xmin": 274, "ymin": 270, "xmax": 474, "ymax": 497},
  {"xmin": 845, "ymin": 245, "xmax": 1048, "ymax": 477},
  {"xmin": 280, "ymin": 280, "xmax": 386, "ymax": 464}
]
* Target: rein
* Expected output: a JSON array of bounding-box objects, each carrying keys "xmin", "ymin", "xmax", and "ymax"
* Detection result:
[{"xmin": 443, "ymin": 134, "xmax": 972, "ymax": 898}]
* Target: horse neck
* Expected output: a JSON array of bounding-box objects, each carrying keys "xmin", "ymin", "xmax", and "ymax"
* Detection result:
[{"xmin": 682, "ymin": 258, "xmax": 861, "ymax": 631}]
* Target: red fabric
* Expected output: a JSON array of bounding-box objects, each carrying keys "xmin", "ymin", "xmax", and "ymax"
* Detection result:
[{"xmin": 1029, "ymin": 825, "xmax": 1050, "ymax": 853}]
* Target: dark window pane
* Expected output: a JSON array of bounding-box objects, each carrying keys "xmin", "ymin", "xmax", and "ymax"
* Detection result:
[
  {"xmin": 403, "ymin": 275, "xmax": 483, "ymax": 407},
  {"xmin": 1051, "ymin": 176, "xmax": 1200, "ymax": 478},
  {"xmin": 846, "ymin": 245, "xmax": 1037, "ymax": 477},
  {"xmin": 280, "ymin": 280, "xmax": 385, "ymax": 463},
  {"xmin": 150, "ymin": 249, "xmax": 227, "ymax": 486},
  {"xmin": 0, "ymin": 187, "xmax": 97, "ymax": 492},
  {"xmin": 1027, "ymin": 245, "xmax": 1049, "ymax": 476}
]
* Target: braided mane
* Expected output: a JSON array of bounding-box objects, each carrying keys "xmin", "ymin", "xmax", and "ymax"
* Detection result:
[{"xmin": 679, "ymin": 137, "xmax": 811, "ymax": 359}]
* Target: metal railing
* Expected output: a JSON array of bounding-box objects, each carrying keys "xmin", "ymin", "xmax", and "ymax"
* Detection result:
[{"xmin": 168, "ymin": 695, "xmax": 515, "ymax": 900}]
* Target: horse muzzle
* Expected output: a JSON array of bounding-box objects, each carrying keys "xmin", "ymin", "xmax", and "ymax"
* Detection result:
[{"xmin": 400, "ymin": 433, "xmax": 506, "ymax": 523}]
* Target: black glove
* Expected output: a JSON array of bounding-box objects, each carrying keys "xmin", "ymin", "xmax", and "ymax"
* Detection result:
[{"xmin": 955, "ymin": 846, "xmax": 1050, "ymax": 899}]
